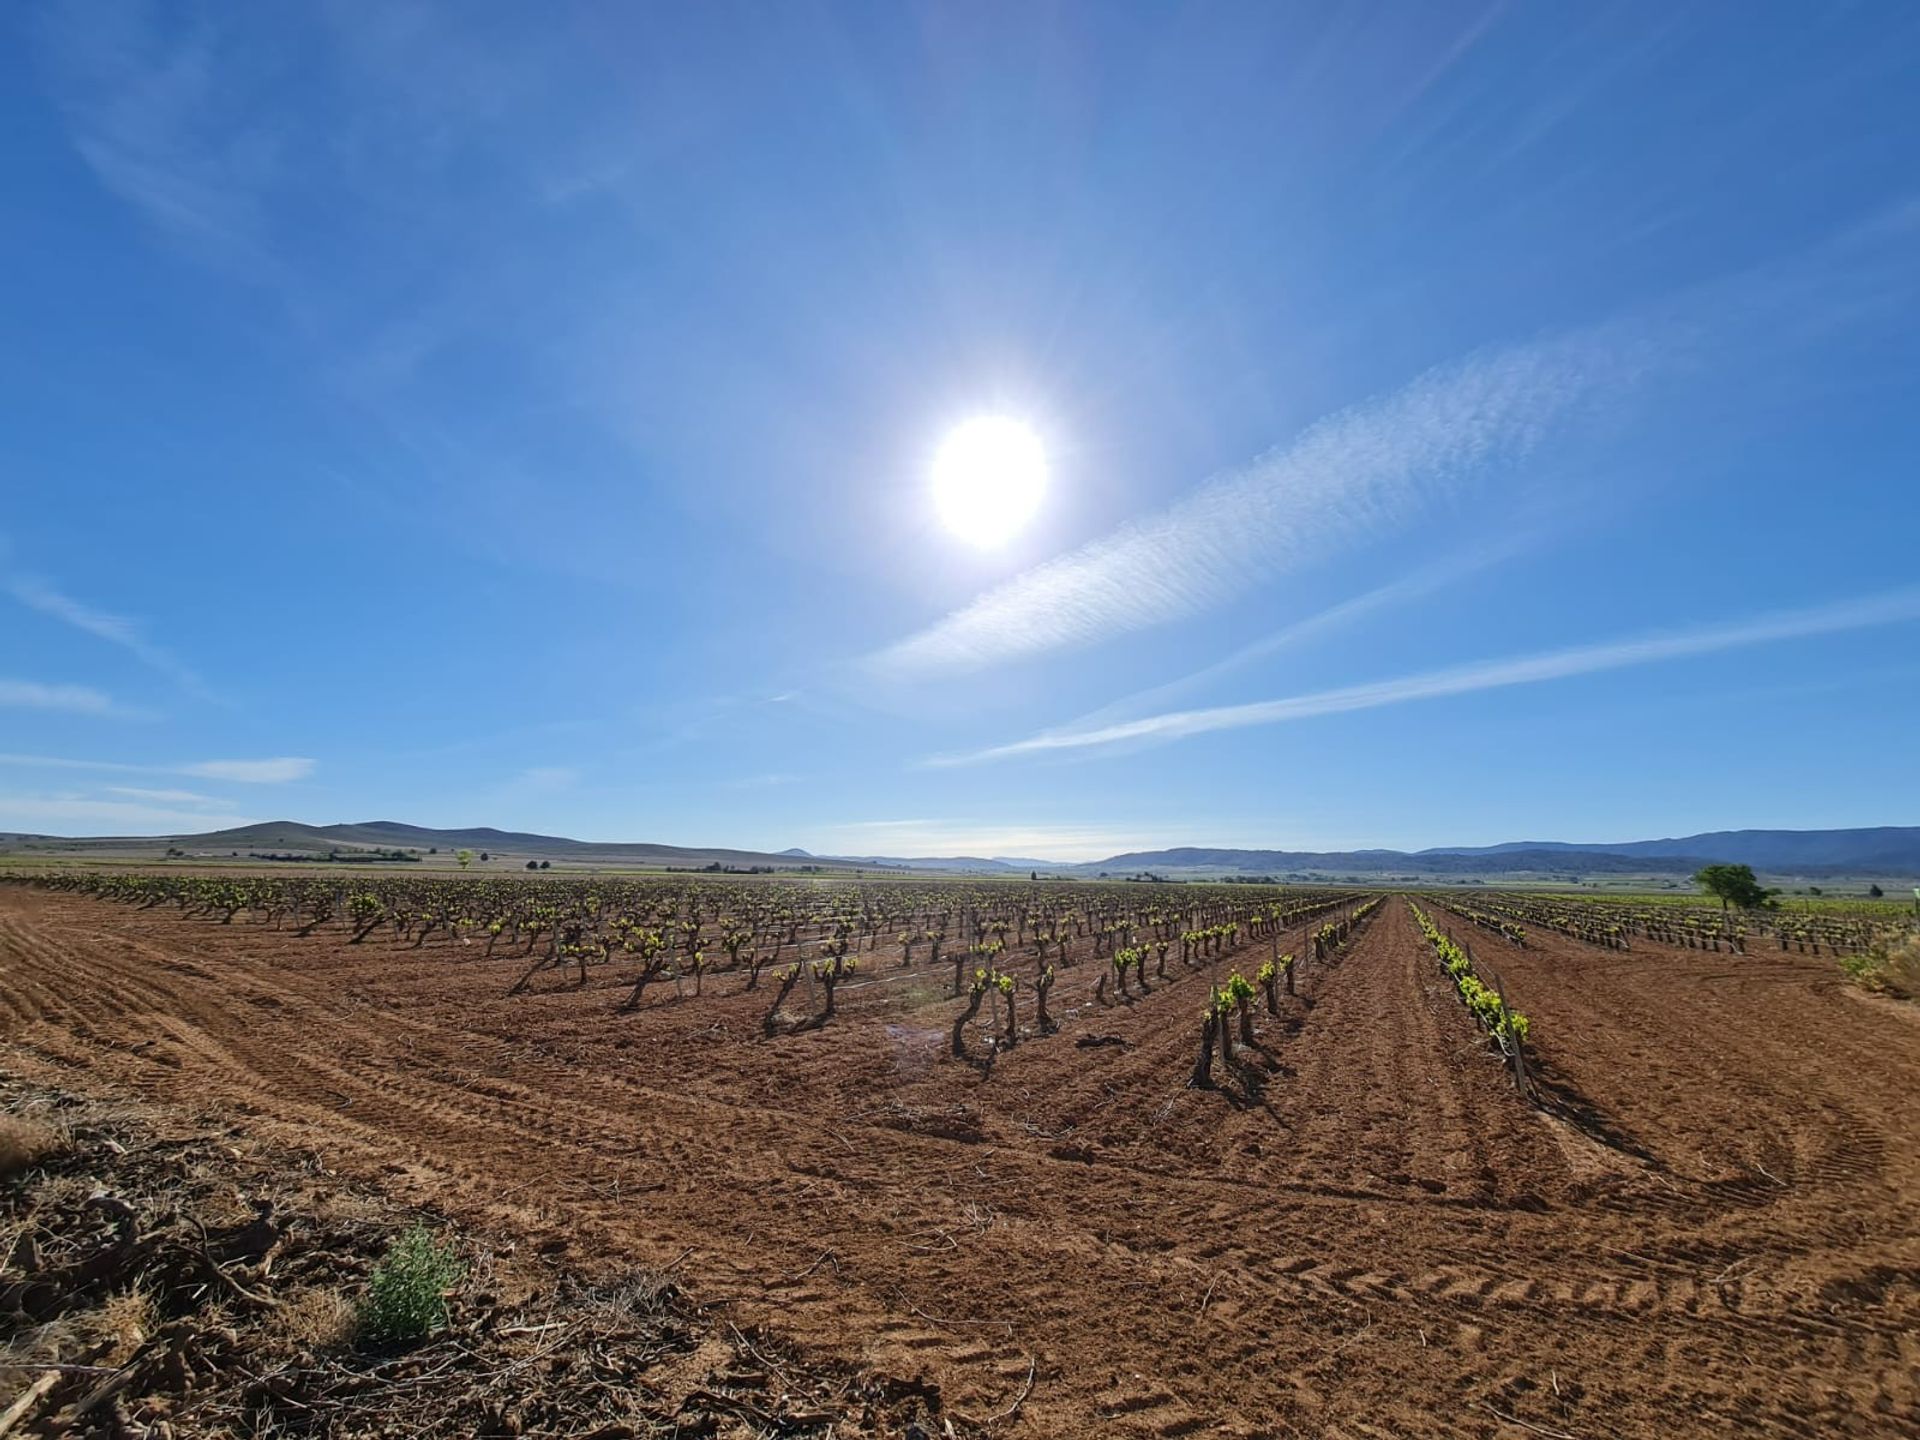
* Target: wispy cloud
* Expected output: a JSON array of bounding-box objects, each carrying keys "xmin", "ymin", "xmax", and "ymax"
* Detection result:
[
  {"xmin": 0, "ymin": 680, "xmax": 120, "ymax": 716},
  {"xmin": 6, "ymin": 574, "xmax": 210, "ymax": 697},
  {"xmin": 103, "ymin": 785, "xmax": 233, "ymax": 807},
  {"xmin": 181, "ymin": 758, "xmax": 316, "ymax": 783},
  {"xmin": 0, "ymin": 754, "xmax": 315, "ymax": 784},
  {"xmin": 35, "ymin": 3, "xmax": 273, "ymax": 263},
  {"xmin": 0, "ymin": 795, "xmax": 260, "ymax": 837},
  {"xmin": 870, "ymin": 330, "xmax": 1647, "ymax": 678},
  {"xmin": 725, "ymin": 772, "xmax": 803, "ymax": 790},
  {"xmin": 936, "ymin": 586, "xmax": 1920, "ymax": 766},
  {"xmin": 1067, "ymin": 535, "xmax": 1533, "ymax": 731}
]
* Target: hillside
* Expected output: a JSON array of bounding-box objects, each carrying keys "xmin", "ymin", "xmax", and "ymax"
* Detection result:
[
  {"xmin": 1080, "ymin": 831, "xmax": 1920, "ymax": 879},
  {"xmin": 1420, "ymin": 826, "xmax": 1920, "ymax": 870},
  {"xmin": 4, "ymin": 821, "xmax": 1915, "ymax": 882},
  {"xmin": 0, "ymin": 820, "xmax": 871, "ymax": 873},
  {"xmin": 1087, "ymin": 846, "xmax": 1715, "ymax": 877}
]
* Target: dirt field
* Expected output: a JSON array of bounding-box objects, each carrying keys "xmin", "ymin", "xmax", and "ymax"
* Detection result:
[{"xmin": 3, "ymin": 883, "xmax": 1917, "ymax": 1438}]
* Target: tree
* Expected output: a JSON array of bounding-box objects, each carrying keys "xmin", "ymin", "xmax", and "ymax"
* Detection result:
[
  {"xmin": 526, "ymin": 860, "xmax": 539, "ymax": 870},
  {"xmin": 1693, "ymin": 863, "xmax": 1776, "ymax": 911},
  {"xmin": 1869, "ymin": 884, "xmax": 1885, "ymax": 898},
  {"xmin": 456, "ymin": 849, "xmax": 474, "ymax": 871}
]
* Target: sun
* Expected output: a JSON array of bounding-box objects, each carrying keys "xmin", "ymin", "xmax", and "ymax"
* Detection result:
[{"xmin": 931, "ymin": 416, "xmax": 1047, "ymax": 547}]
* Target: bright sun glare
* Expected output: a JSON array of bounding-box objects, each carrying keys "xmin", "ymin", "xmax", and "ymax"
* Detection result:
[{"xmin": 931, "ymin": 416, "xmax": 1047, "ymax": 548}]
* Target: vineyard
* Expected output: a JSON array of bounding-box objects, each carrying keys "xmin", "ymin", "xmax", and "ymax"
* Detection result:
[
  {"xmin": 2, "ymin": 871, "xmax": 1917, "ymax": 1437},
  {"xmin": 3, "ymin": 871, "xmax": 1375, "ymax": 1077},
  {"xmin": 1421, "ymin": 889, "xmax": 1913, "ymax": 958}
]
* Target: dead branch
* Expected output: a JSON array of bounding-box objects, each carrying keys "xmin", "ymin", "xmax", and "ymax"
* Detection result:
[
  {"xmin": 187, "ymin": 1213, "xmax": 280, "ymax": 1309},
  {"xmin": 987, "ymin": 1354, "xmax": 1038, "ymax": 1425},
  {"xmin": 0, "ymin": 1372, "xmax": 60, "ymax": 1439},
  {"xmin": 1479, "ymin": 1400, "xmax": 1580, "ymax": 1439},
  {"xmin": 785, "ymin": 1249, "xmax": 838, "ymax": 1283}
]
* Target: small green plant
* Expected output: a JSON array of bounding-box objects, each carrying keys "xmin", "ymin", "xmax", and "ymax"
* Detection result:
[
  {"xmin": 1224, "ymin": 970, "xmax": 1257, "ymax": 1046},
  {"xmin": 359, "ymin": 1224, "xmax": 464, "ymax": 1343}
]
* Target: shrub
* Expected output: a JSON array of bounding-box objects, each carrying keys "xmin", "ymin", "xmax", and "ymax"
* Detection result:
[
  {"xmin": 1843, "ymin": 931, "xmax": 1920, "ymax": 1000},
  {"xmin": 276, "ymin": 1286, "xmax": 359, "ymax": 1351},
  {"xmin": 359, "ymin": 1225, "xmax": 464, "ymax": 1343}
]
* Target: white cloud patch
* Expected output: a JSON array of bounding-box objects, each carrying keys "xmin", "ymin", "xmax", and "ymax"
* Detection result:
[
  {"xmin": 938, "ymin": 586, "xmax": 1920, "ymax": 766},
  {"xmin": 0, "ymin": 754, "xmax": 318, "ymax": 785},
  {"xmin": 181, "ymin": 758, "xmax": 316, "ymax": 783},
  {"xmin": 0, "ymin": 680, "xmax": 119, "ymax": 715},
  {"xmin": 871, "ymin": 331, "xmax": 1647, "ymax": 678}
]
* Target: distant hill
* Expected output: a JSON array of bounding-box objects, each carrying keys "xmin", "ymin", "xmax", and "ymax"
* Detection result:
[
  {"xmin": 1419, "ymin": 827, "xmax": 1920, "ymax": 871},
  {"xmin": 1086, "ymin": 846, "xmax": 1714, "ymax": 877},
  {"xmin": 806, "ymin": 853, "xmax": 1024, "ymax": 873},
  {"xmin": 1, "ymin": 820, "xmax": 873, "ymax": 873},
  {"xmin": 794, "ymin": 828, "xmax": 1920, "ymax": 880},
  {"xmin": 1084, "ymin": 828, "xmax": 1920, "ymax": 878},
  {"xmin": 5, "ymin": 821, "xmax": 1915, "ymax": 882}
]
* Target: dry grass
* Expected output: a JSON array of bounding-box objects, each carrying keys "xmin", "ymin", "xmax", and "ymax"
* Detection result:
[
  {"xmin": 189, "ymin": 1183, "xmax": 263, "ymax": 1229},
  {"xmin": 0, "ymin": 1114, "xmax": 67, "ymax": 1181},
  {"xmin": 84, "ymin": 1286, "xmax": 157, "ymax": 1360},
  {"xmin": 1878, "ymin": 933, "xmax": 1920, "ymax": 999},
  {"xmin": 1844, "ymin": 930, "xmax": 1920, "ymax": 1000},
  {"xmin": 581, "ymin": 1269, "xmax": 675, "ymax": 1329},
  {"xmin": 0, "ymin": 1288, "xmax": 154, "ymax": 1376},
  {"xmin": 272, "ymin": 1286, "xmax": 359, "ymax": 1351},
  {"xmin": 308, "ymin": 1185, "xmax": 392, "ymax": 1229}
]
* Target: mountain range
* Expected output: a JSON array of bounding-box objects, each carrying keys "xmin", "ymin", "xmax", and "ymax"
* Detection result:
[{"xmin": 3, "ymin": 820, "xmax": 1917, "ymax": 880}]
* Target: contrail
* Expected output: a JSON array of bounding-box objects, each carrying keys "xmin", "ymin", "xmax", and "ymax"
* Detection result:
[{"xmin": 931, "ymin": 586, "xmax": 1920, "ymax": 766}]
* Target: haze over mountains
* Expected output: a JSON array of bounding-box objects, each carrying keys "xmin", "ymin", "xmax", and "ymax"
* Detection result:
[{"xmin": 4, "ymin": 820, "xmax": 1918, "ymax": 881}]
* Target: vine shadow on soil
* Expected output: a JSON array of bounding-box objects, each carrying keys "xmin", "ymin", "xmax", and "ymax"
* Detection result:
[{"xmin": 1527, "ymin": 1060, "xmax": 1659, "ymax": 1165}]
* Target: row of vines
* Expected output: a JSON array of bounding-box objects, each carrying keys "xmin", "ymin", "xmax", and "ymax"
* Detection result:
[
  {"xmin": 1426, "ymin": 891, "xmax": 1907, "ymax": 958},
  {"xmin": 2, "ymin": 870, "xmax": 1378, "ymax": 1086},
  {"xmin": 1408, "ymin": 901, "xmax": 1534, "ymax": 1100}
]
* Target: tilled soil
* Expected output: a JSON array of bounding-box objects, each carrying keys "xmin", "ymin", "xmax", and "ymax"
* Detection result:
[
  {"xmin": 2, "ymin": 884, "xmax": 1916, "ymax": 1438},
  {"xmin": 0, "ymin": 1081, "xmax": 937, "ymax": 1438}
]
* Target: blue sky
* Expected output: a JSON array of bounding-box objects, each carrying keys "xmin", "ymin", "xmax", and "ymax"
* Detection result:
[{"xmin": 3, "ymin": 2, "xmax": 1918, "ymax": 860}]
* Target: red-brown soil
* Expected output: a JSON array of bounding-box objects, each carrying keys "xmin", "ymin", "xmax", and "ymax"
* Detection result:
[
  {"xmin": 3, "ymin": 884, "xmax": 1916, "ymax": 1437},
  {"xmin": 1, "ymin": 1077, "xmax": 914, "ymax": 1437}
]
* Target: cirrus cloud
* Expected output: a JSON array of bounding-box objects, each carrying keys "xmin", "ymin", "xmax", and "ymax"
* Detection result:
[
  {"xmin": 0, "ymin": 753, "xmax": 315, "ymax": 784},
  {"xmin": 5, "ymin": 573, "xmax": 211, "ymax": 697},
  {"xmin": 0, "ymin": 679, "xmax": 120, "ymax": 715},
  {"xmin": 933, "ymin": 585, "xmax": 1920, "ymax": 766},
  {"xmin": 180, "ymin": 757, "xmax": 316, "ymax": 783},
  {"xmin": 870, "ymin": 328, "xmax": 1650, "ymax": 679}
]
